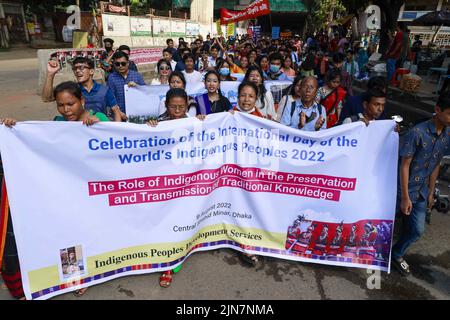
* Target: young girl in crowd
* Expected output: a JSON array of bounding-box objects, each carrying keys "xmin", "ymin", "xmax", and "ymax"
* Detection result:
[
  {"xmin": 244, "ymin": 66, "xmax": 277, "ymax": 121},
  {"xmin": 257, "ymin": 55, "xmax": 270, "ymax": 79},
  {"xmin": 195, "ymin": 70, "xmax": 232, "ymax": 114},
  {"xmin": 238, "ymin": 55, "xmax": 250, "ymax": 74},
  {"xmin": 226, "ymin": 55, "xmax": 244, "ymax": 75},
  {"xmin": 315, "ymin": 69, "xmax": 347, "ymax": 128},
  {"xmin": 0, "ymin": 81, "xmax": 108, "ymax": 299},
  {"xmin": 277, "ymin": 75, "xmax": 304, "ymax": 122},
  {"xmin": 148, "ymin": 88, "xmax": 205, "ymax": 287},
  {"xmin": 158, "ymin": 71, "xmax": 198, "ymax": 117},
  {"xmin": 281, "ymin": 55, "xmax": 296, "ymax": 78},
  {"xmin": 151, "ymin": 59, "xmax": 172, "ymax": 85}
]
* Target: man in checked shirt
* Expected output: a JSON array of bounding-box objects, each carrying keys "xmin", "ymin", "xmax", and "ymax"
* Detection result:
[{"xmin": 392, "ymin": 91, "xmax": 450, "ymax": 276}]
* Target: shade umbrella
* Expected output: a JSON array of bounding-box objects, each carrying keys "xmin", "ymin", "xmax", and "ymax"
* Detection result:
[
  {"xmin": 411, "ymin": 10, "xmax": 450, "ymax": 43},
  {"xmin": 412, "ymin": 10, "xmax": 450, "ymax": 26}
]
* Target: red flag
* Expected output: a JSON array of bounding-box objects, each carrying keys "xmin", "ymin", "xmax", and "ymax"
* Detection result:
[{"xmin": 220, "ymin": 0, "xmax": 270, "ymax": 25}]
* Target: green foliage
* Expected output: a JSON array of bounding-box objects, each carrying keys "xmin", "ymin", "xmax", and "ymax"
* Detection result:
[
  {"xmin": 312, "ymin": 0, "xmax": 347, "ymax": 28},
  {"xmin": 23, "ymin": 0, "xmax": 97, "ymax": 15}
]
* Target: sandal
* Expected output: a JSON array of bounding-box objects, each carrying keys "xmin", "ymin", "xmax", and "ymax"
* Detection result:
[
  {"xmin": 392, "ymin": 258, "xmax": 411, "ymax": 277},
  {"xmin": 239, "ymin": 253, "xmax": 260, "ymax": 267},
  {"xmin": 159, "ymin": 270, "xmax": 173, "ymax": 288},
  {"xmin": 73, "ymin": 288, "xmax": 88, "ymax": 297}
]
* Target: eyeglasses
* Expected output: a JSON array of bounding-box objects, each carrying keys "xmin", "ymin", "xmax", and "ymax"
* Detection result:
[
  {"xmin": 72, "ymin": 65, "xmax": 90, "ymax": 72},
  {"xmin": 301, "ymin": 85, "xmax": 316, "ymax": 92},
  {"xmin": 159, "ymin": 66, "xmax": 170, "ymax": 71},
  {"xmin": 114, "ymin": 62, "xmax": 128, "ymax": 67}
]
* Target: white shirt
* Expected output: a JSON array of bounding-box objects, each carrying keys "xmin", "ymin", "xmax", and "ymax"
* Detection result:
[
  {"xmin": 182, "ymin": 70, "xmax": 203, "ymax": 84},
  {"xmin": 208, "ymin": 56, "xmax": 217, "ymax": 68}
]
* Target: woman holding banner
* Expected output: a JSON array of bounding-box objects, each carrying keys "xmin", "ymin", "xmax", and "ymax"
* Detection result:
[
  {"xmin": 230, "ymin": 81, "xmax": 265, "ymax": 266},
  {"xmin": 158, "ymin": 72, "xmax": 198, "ymax": 118},
  {"xmin": 0, "ymin": 81, "xmax": 109, "ymax": 298},
  {"xmin": 148, "ymin": 88, "xmax": 206, "ymax": 287}
]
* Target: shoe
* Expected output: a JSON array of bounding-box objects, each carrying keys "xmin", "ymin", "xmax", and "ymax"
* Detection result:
[
  {"xmin": 239, "ymin": 252, "xmax": 261, "ymax": 267},
  {"xmin": 426, "ymin": 210, "xmax": 431, "ymax": 225},
  {"xmin": 73, "ymin": 288, "xmax": 88, "ymax": 297},
  {"xmin": 159, "ymin": 270, "xmax": 173, "ymax": 288},
  {"xmin": 392, "ymin": 258, "xmax": 411, "ymax": 277}
]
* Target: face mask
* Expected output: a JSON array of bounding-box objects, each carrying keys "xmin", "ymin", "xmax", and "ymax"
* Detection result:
[
  {"xmin": 269, "ymin": 64, "xmax": 280, "ymax": 73},
  {"xmin": 219, "ymin": 68, "xmax": 230, "ymax": 76}
]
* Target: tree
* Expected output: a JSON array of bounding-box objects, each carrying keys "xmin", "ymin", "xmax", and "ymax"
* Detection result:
[
  {"xmin": 341, "ymin": 0, "xmax": 405, "ymax": 55},
  {"xmin": 23, "ymin": 0, "xmax": 98, "ymax": 16},
  {"xmin": 373, "ymin": 0, "xmax": 406, "ymax": 55},
  {"xmin": 312, "ymin": 0, "xmax": 347, "ymax": 30}
]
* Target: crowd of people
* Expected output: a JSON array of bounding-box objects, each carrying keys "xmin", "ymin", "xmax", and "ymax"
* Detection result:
[{"xmin": 1, "ymin": 25, "xmax": 449, "ymax": 299}]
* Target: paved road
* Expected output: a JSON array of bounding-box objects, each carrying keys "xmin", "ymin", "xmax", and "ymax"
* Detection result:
[{"xmin": 0, "ymin": 48, "xmax": 449, "ymax": 300}]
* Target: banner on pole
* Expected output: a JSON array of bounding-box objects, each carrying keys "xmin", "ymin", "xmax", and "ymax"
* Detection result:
[
  {"xmin": 0, "ymin": 116, "xmax": 398, "ymax": 300},
  {"xmin": 220, "ymin": 0, "xmax": 271, "ymax": 25}
]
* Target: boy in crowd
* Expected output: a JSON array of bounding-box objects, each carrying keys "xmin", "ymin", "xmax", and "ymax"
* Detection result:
[
  {"xmin": 117, "ymin": 45, "xmax": 138, "ymax": 72},
  {"xmin": 341, "ymin": 88, "xmax": 386, "ymax": 124},
  {"xmin": 42, "ymin": 57, "xmax": 124, "ymax": 122},
  {"xmin": 166, "ymin": 38, "xmax": 179, "ymax": 61},
  {"xmin": 392, "ymin": 91, "xmax": 450, "ymax": 276},
  {"xmin": 266, "ymin": 53, "xmax": 290, "ymax": 81},
  {"xmin": 338, "ymin": 76, "xmax": 388, "ymax": 124}
]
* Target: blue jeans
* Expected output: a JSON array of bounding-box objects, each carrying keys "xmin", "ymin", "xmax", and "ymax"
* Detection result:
[
  {"xmin": 387, "ymin": 58, "xmax": 397, "ymax": 82},
  {"xmin": 392, "ymin": 199, "xmax": 427, "ymax": 260}
]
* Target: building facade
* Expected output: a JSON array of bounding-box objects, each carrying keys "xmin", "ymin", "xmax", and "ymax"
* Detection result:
[
  {"xmin": 399, "ymin": 0, "xmax": 450, "ymax": 46},
  {"xmin": 0, "ymin": 0, "xmax": 29, "ymax": 47}
]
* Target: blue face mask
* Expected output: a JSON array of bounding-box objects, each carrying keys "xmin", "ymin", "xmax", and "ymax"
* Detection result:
[
  {"xmin": 219, "ymin": 68, "xmax": 230, "ymax": 76},
  {"xmin": 269, "ymin": 64, "xmax": 280, "ymax": 73}
]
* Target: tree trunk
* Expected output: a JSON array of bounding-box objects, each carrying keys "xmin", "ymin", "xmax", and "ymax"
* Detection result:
[{"xmin": 375, "ymin": 0, "xmax": 405, "ymax": 56}]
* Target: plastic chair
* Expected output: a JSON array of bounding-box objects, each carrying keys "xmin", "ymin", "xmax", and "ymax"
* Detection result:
[{"xmin": 391, "ymin": 68, "xmax": 410, "ymax": 87}]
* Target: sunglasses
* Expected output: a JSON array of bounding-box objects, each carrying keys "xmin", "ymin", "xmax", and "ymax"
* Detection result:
[
  {"xmin": 159, "ymin": 66, "xmax": 170, "ymax": 70},
  {"xmin": 114, "ymin": 62, "xmax": 128, "ymax": 67}
]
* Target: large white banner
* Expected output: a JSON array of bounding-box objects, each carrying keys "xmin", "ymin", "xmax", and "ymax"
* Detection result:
[
  {"xmin": 125, "ymin": 80, "xmax": 293, "ymax": 122},
  {"xmin": 0, "ymin": 114, "xmax": 398, "ymax": 300}
]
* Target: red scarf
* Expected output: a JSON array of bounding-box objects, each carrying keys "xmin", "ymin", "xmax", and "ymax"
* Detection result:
[{"xmin": 320, "ymin": 87, "xmax": 346, "ymax": 128}]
